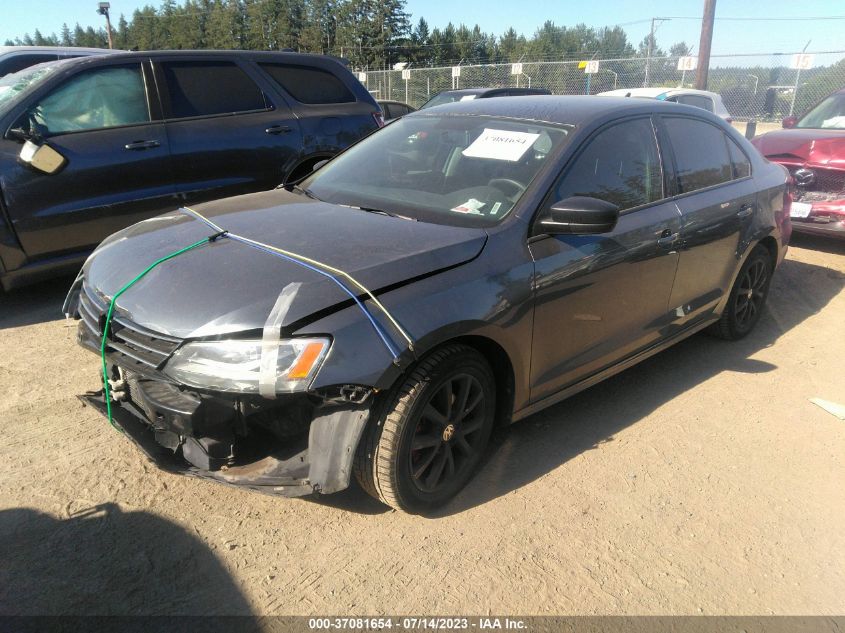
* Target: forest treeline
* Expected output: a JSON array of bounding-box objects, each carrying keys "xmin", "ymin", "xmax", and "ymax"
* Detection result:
[{"xmin": 4, "ymin": 0, "xmax": 691, "ymax": 69}]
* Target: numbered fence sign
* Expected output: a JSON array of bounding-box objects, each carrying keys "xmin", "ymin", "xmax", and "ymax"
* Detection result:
[
  {"xmin": 357, "ymin": 72, "xmax": 367, "ymax": 83},
  {"xmin": 401, "ymin": 69, "xmax": 411, "ymax": 80},
  {"xmin": 511, "ymin": 62, "xmax": 523, "ymax": 75},
  {"xmin": 677, "ymin": 56, "xmax": 698, "ymax": 71},
  {"xmin": 451, "ymin": 66, "xmax": 461, "ymax": 78},
  {"xmin": 790, "ymin": 54, "xmax": 815, "ymax": 70},
  {"xmin": 584, "ymin": 60, "xmax": 600, "ymax": 74}
]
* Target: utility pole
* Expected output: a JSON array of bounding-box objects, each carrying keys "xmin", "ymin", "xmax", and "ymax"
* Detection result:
[
  {"xmin": 97, "ymin": 2, "xmax": 114, "ymax": 49},
  {"xmin": 643, "ymin": 17, "xmax": 668, "ymax": 88},
  {"xmin": 694, "ymin": 0, "xmax": 717, "ymax": 90}
]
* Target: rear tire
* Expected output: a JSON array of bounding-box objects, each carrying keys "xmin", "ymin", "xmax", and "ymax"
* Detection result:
[
  {"xmin": 354, "ymin": 344, "xmax": 496, "ymax": 514},
  {"xmin": 708, "ymin": 244, "xmax": 773, "ymax": 340}
]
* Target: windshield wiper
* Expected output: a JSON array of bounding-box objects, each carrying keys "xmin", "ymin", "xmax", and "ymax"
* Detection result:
[
  {"xmin": 286, "ymin": 184, "xmax": 320, "ymax": 200},
  {"xmin": 355, "ymin": 206, "xmax": 417, "ymax": 221}
]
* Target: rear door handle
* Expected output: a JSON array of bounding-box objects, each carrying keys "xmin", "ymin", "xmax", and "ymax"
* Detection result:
[
  {"xmin": 657, "ymin": 231, "xmax": 679, "ymax": 248},
  {"xmin": 265, "ymin": 125, "xmax": 292, "ymax": 135},
  {"xmin": 124, "ymin": 140, "xmax": 161, "ymax": 150},
  {"xmin": 737, "ymin": 203, "xmax": 754, "ymax": 218}
]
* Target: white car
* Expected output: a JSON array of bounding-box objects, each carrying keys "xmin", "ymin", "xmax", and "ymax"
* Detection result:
[{"xmin": 598, "ymin": 87, "xmax": 732, "ymax": 122}]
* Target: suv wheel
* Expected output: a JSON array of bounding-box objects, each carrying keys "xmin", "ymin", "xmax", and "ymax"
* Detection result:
[{"xmin": 354, "ymin": 344, "xmax": 496, "ymax": 514}]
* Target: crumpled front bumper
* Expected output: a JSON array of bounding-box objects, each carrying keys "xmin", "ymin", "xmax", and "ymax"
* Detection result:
[{"xmin": 81, "ymin": 387, "xmax": 371, "ymax": 498}]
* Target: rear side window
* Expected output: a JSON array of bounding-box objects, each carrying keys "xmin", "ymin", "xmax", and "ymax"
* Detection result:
[
  {"xmin": 160, "ymin": 61, "xmax": 266, "ymax": 118},
  {"xmin": 673, "ymin": 94, "xmax": 714, "ymax": 112},
  {"xmin": 726, "ymin": 137, "xmax": 751, "ymax": 179},
  {"xmin": 260, "ymin": 63, "xmax": 355, "ymax": 104},
  {"xmin": 554, "ymin": 117, "xmax": 663, "ymax": 211},
  {"xmin": 664, "ymin": 117, "xmax": 733, "ymax": 192}
]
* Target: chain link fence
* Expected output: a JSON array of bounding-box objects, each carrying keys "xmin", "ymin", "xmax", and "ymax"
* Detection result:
[{"xmin": 361, "ymin": 51, "xmax": 845, "ymax": 124}]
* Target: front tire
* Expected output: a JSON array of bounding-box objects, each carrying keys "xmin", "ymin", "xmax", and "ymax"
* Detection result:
[
  {"xmin": 354, "ymin": 344, "xmax": 496, "ymax": 514},
  {"xmin": 709, "ymin": 244, "xmax": 773, "ymax": 340}
]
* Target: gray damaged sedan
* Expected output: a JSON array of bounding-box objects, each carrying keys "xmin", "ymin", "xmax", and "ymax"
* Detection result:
[{"xmin": 66, "ymin": 97, "xmax": 791, "ymax": 513}]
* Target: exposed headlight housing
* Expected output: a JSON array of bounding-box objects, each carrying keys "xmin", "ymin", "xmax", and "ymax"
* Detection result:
[{"xmin": 164, "ymin": 337, "xmax": 330, "ymax": 395}]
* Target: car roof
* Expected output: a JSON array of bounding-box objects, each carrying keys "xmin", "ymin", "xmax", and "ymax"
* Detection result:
[
  {"xmin": 437, "ymin": 87, "xmax": 548, "ymax": 97},
  {"xmin": 415, "ymin": 94, "xmax": 716, "ymax": 126},
  {"xmin": 0, "ymin": 46, "xmax": 113, "ymax": 56},
  {"xmin": 598, "ymin": 87, "xmax": 721, "ymax": 99},
  {"xmin": 37, "ymin": 49, "xmax": 351, "ymax": 70}
]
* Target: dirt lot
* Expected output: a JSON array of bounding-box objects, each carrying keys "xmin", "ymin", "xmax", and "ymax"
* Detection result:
[{"xmin": 1, "ymin": 234, "xmax": 844, "ymax": 617}]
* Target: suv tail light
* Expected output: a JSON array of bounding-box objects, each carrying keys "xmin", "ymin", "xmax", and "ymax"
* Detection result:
[{"xmin": 372, "ymin": 111, "xmax": 385, "ymax": 128}]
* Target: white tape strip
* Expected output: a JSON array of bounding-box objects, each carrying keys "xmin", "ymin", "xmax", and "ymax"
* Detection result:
[{"xmin": 259, "ymin": 282, "xmax": 301, "ymax": 399}]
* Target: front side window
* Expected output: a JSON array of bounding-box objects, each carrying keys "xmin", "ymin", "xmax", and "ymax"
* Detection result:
[
  {"xmin": 0, "ymin": 61, "xmax": 61, "ymax": 110},
  {"xmin": 664, "ymin": 117, "xmax": 733, "ymax": 193},
  {"xmin": 0, "ymin": 53, "xmax": 56, "ymax": 77},
  {"xmin": 303, "ymin": 114, "xmax": 571, "ymax": 227},
  {"xmin": 160, "ymin": 61, "xmax": 266, "ymax": 118},
  {"xmin": 28, "ymin": 65, "xmax": 149, "ymax": 135},
  {"xmin": 552, "ymin": 117, "xmax": 663, "ymax": 212},
  {"xmin": 797, "ymin": 93, "xmax": 845, "ymax": 129}
]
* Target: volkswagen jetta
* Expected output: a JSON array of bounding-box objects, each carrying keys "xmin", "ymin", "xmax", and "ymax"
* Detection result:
[{"xmin": 66, "ymin": 96, "xmax": 791, "ymax": 513}]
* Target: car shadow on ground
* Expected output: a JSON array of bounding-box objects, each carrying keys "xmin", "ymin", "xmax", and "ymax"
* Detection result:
[
  {"xmin": 789, "ymin": 232, "xmax": 845, "ymax": 256},
  {"xmin": 0, "ymin": 503, "xmax": 254, "ymax": 616},
  {"xmin": 0, "ymin": 273, "xmax": 76, "ymax": 330},
  {"xmin": 428, "ymin": 256, "xmax": 845, "ymax": 517}
]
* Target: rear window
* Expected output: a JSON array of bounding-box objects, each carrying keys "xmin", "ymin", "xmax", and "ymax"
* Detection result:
[
  {"xmin": 726, "ymin": 137, "xmax": 751, "ymax": 179},
  {"xmin": 664, "ymin": 117, "xmax": 733, "ymax": 192},
  {"xmin": 260, "ymin": 63, "xmax": 355, "ymax": 104},
  {"xmin": 161, "ymin": 61, "xmax": 266, "ymax": 118}
]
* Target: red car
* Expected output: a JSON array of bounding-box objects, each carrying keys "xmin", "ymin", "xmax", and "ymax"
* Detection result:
[{"xmin": 751, "ymin": 89, "xmax": 845, "ymax": 238}]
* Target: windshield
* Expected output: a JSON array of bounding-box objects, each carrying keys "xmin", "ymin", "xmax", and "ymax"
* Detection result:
[
  {"xmin": 302, "ymin": 114, "xmax": 571, "ymax": 227},
  {"xmin": 419, "ymin": 92, "xmax": 479, "ymax": 110},
  {"xmin": 0, "ymin": 62, "xmax": 62, "ymax": 111},
  {"xmin": 797, "ymin": 93, "xmax": 845, "ymax": 129}
]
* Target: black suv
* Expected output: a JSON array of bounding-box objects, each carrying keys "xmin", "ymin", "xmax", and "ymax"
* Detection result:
[{"xmin": 0, "ymin": 50, "xmax": 382, "ymax": 289}]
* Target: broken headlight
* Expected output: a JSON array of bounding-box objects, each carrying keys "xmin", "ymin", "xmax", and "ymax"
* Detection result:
[{"xmin": 164, "ymin": 338, "xmax": 330, "ymax": 396}]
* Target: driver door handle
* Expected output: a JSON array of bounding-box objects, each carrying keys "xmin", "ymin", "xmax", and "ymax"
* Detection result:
[
  {"xmin": 124, "ymin": 140, "xmax": 161, "ymax": 150},
  {"xmin": 265, "ymin": 125, "xmax": 293, "ymax": 135}
]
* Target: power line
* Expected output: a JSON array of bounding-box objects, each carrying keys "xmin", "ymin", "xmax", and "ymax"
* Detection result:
[{"xmin": 660, "ymin": 15, "xmax": 845, "ymax": 21}]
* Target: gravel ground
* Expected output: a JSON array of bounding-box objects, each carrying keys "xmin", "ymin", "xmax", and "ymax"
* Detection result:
[{"xmin": 1, "ymin": 233, "xmax": 844, "ymax": 616}]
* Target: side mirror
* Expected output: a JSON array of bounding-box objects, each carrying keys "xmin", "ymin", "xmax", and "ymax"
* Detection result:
[
  {"xmin": 537, "ymin": 196, "xmax": 620, "ymax": 235},
  {"xmin": 19, "ymin": 140, "xmax": 67, "ymax": 175},
  {"xmin": 782, "ymin": 116, "xmax": 798, "ymax": 129}
]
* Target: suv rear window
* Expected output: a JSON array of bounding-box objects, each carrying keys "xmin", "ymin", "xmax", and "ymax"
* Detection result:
[
  {"xmin": 260, "ymin": 63, "xmax": 355, "ymax": 104},
  {"xmin": 161, "ymin": 61, "xmax": 266, "ymax": 118}
]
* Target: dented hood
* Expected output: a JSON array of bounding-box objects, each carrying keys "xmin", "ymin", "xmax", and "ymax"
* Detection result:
[
  {"xmin": 751, "ymin": 128, "xmax": 845, "ymax": 169},
  {"xmin": 83, "ymin": 189, "xmax": 487, "ymax": 338}
]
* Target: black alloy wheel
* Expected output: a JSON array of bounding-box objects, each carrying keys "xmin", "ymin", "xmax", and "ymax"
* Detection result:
[
  {"xmin": 709, "ymin": 244, "xmax": 774, "ymax": 340},
  {"xmin": 354, "ymin": 344, "xmax": 496, "ymax": 513}
]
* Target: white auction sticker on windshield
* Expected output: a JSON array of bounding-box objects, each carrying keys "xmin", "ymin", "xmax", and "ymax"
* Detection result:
[{"xmin": 462, "ymin": 128, "xmax": 541, "ymax": 162}]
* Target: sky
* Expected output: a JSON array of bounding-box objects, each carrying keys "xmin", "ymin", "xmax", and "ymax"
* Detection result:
[{"xmin": 3, "ymin": 0, "xmax": 845, "ymax": 58}]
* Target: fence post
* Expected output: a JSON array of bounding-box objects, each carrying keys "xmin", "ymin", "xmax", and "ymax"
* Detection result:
[{"xmin": 744, "ymin": 120, "xmax": 757, "ymax": 139}]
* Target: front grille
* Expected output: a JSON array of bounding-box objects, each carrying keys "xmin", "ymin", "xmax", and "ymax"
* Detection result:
[
  {"xmin": 789, "ymin": 167, "xmax": 845, "ymax": 196},
  {"xmin": 78, "ymin": 283, "xmax": 182, "ymax": 370}
]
